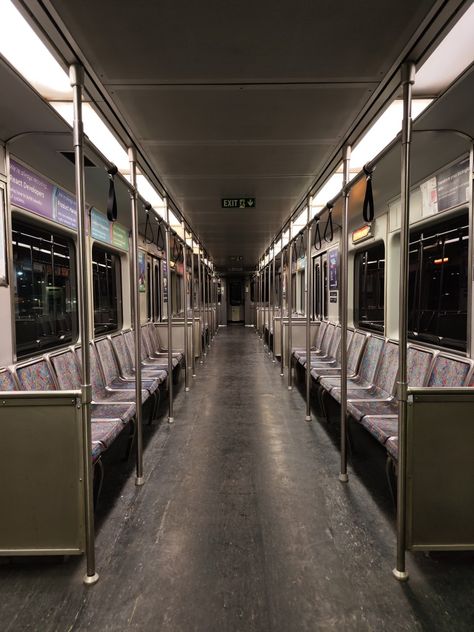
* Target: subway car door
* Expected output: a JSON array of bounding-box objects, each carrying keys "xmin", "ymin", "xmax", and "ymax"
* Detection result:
[{"xmin": 228, "ymin": 279, "xmax": 244, "ymax": 323}]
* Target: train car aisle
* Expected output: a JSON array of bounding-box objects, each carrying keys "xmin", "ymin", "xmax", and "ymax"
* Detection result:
[{"xmin": 1, "ymin": 326, "xmax": 472, "ymax": 632}]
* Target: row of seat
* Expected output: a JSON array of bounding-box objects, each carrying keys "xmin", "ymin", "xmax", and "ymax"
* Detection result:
[
  {"xmin": 292, "ymin": 320, "xmax": 474, "ymax": 465},
  {"xmin": 0, "ymin": 323, "xmax": 184, "ymax": 496}
]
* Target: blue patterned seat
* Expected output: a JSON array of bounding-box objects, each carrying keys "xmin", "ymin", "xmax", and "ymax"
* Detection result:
[
  {"xmin": 293, "ymin": 321, "xmax": 328, "ymax": 362},
  {"xmin": 124, "ymin": 329, "xmax": 172, "ymax": 373},
  {"xmin": 0, "ymin": 367, "xmax": 17, "ymax": 391},
  {"xmin": 311, "ymin": 330, "xmax": 366, "ymax": 382},
  {"xmin": 95, "ymin": 337, "xmax": 162, "ymax": 394},
  {"xmin": 360, "ymin": 416, "xmax": 398, "ymax": 444},
  {"xmin": 16, "ymin": 358, "xmax": 58, "ymax": 390},
  {"xmin": 300, "ymin": 326, "xmax": 342, "ymax": 369},
  {"xmin": 141, "ymin": 328, "xmax": 179, "ymax": 368},
  {"xmin": 320, "ymin": 335, "xmax": 384, "ymax": 394},
  {"xmin": 109, "ymin": 332, "xmax": 162, "ymax": 381},
  {"xmin": 146, "ymin": 323, "xmax": 183, "ymax": 363},
  {"xmin": 427, "ymin": 353, "xmax": 471, "ymax": 386},
  {"xmin": 91, "ymin": 420, "xmax": 125, "ymax": 449}
]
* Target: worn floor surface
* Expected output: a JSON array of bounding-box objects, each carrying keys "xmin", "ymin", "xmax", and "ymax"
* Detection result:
[{"xmin": 0, "ymin": 326, "xmax": 473, "ymax": 631}]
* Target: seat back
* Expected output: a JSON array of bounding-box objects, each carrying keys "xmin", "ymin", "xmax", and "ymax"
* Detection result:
[
  {"xmin": 16, "ymin": 357, "xmax": 57, "ymax": 391},
  {"xmin": 147, "ymin": 323, "xmax": 162, "ymax": 352},
  {"xmin": 110, "ymin": 333, "xmax": 133, "ymax": 374},
  {"xmin": 49, "ymin": 349, "xmax": 82, "ymax": 389},
  {"xmin": 314, "ymin": 321, "xmax": 328, "ymax": 349},
  {"xmin": 95, "ymin": 338, "xmax": 121, "ymax": 384},
  {"xmin": 358, "ymin": 336, "xmax": 384, "ymax": 383},
  {"xmin": 327, "ymin": 326, "xmax": 341, "ymax": 359},
  {"xmin": 406, "ymin": 346, "xmax": 434, "ymax": 387},
  {"xmin": 347, "ymin": 331, "xmax": 367, "ymax": 374},
  {"xmin": 320, "ymin": 323, "xmax": 336, "ymax": 355},
  {"xmin": 428, "ymin": 354, "xmax": 472, "ymax": 387},
  {"xmin": 141, "ymin": 327, "xmax": 153, "ymax": 357},
  {"xmin": 0, "ymin": 367, "xmax": 17, "ymax": 391},
  {"xmin": 373, "ymin": 340, "xmax": 399, "ymax": 394},
  {"xmin": 75, "ymin": 344, "xmax": 106, "ymax": 394}
]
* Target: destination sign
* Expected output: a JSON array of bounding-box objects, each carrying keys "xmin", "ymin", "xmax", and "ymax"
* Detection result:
[{"xmin": 222, "ymin": 198, "xmax": 256, "ymax": 209}]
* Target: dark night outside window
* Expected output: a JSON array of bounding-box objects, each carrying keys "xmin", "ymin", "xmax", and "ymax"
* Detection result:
[
  {"xmin": 92, "ymin": 245, "xmax": 122, "ymax": 335},
  {"xmin": 354, "ymin": 242, "xmax": 385, "ymax": 333},
  {"xmin": 408, "ymin": 212, "xmax": 468, "ymax": 352},
  {"xmin": 12, "ymin": 219, "xmax": 78, "ymax": 357}
]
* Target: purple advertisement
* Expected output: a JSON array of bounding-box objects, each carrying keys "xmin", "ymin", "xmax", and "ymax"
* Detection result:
[
  {"xmin": 10, "ymin": 159, "xmax": 78, "ymax": 229},
  {"xmin": 10, "ymin": 159, "xmax": 54, "ymax": 220}
]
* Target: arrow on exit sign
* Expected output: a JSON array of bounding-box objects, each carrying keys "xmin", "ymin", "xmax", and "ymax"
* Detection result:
[{"xmin": 222, "ymin": 198, "xmax": 256, "ymax": 209}]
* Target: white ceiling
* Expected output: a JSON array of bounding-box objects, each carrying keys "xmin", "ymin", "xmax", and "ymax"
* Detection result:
[{"xmin": 22, "ymin": 1, "xmax": 445, "ymax": 268}]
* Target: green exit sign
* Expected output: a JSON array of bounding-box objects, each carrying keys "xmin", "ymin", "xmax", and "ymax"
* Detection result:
[{"xmin": 222, "ymin": 198, "xmax": 256, "ymax": 209}]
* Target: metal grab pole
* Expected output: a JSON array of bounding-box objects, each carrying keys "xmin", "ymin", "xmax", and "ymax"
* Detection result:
[
  {"xmin": 305, "ymin": 201, "xmax": 312, "ymax": 421},
  {"xmin": 70, "ymin": 64, "xmax": 99, "ymax": 586},
  {"xmin": 339, "ymin": 146, "xmax": 351, "ymax": 482},
  {"xmin": 272, "ymin": 241, "xmax": 276, "ymax": 362},
  {"xmin": 267, "ymin": 257, "xmax": 271, "ymax": 354},
  {"xmin": 191, "ymin": 239, "xmax": 196, "ymax": 377},
  {"xmin": 198, "ymin": 249, "xmax": 204, "ymax": 362},
  {"xmin": 287, "ymin": 232, "xmax": 293, "ymax": 390},
  {"xmin": 183, "ymin": 235, "xmax": 189, "ymax": 392},
  {"xmin": 262, "ymin": 262, "xmax": 266, "ymax": 346},
  {"xmin": 128, "ymin": 148, "xmax": 145, "ymax": 487},
  {"xmin": 280, "ymin": 238, "xmax": 285, "ymax": 377},
  {"xmin": 165, "ymin": 211, "xmax": 174, "ymax": 423},
  {"xmin": 394, "ymin": 61, "xmax": 415, "ymax": 582},
  {"xmin": 259, "ymin": 268, "xmax": 262, "ymax": 338}
]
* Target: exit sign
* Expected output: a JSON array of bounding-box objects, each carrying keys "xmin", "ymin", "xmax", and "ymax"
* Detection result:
[{"xmin": 222, "ymin": 198, "xmax": 256, "ymax": 209}]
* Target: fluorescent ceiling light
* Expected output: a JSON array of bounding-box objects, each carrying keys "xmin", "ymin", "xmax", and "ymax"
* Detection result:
[
  {"xmin": 52, "ymin": 102, "xmax": 129, "ymax": 172},
  {"xmin": 282, "ymin": 229, "xmax": 289, "ymax": 246},
  {"xmin": 350, "ymin": 99, "xmax": 432, "ymax": 171},
  {"xmin": 311, "ymin": 173, "xmax": 343, "ymax": 216},
  {"xmin": 167, "ymin": 208, "xmax": 182, "ymax": 226},
  {"xmin": 415, "ymin": 4, "xmax": 474, "ymax": 96},
  {"xmin": 0, "ymin": 0, "xmax": 71, "ymax": 99},
  {"xmin": 135, "ymin": 174, "xmax": 164, "ymax": 211},
  {"xmin": 292, "ymin": 207, "xmax": 308, "ymax": 229}
]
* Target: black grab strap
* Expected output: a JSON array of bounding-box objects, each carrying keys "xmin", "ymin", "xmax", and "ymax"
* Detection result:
[
  {"xmin": 323, "ymin": 206, "xmax": 334, "ymax": 243},
  {"xmin": 107, "ymin": 166, "xmax": 118, "ymax": 222},
  {"xmin": 313, "ymin": 219, "xmax": 322, "ymax": 251},
  {"xmin": 363, "ymin": 166, "xmax": 375, "ymax": 223},
  {"xmin": 144, "ymin": 210, "xmax": 154, "ymax": 244},
  {"xmin": 155, "ymin": 220, "xmax": 165, "ymax": 251}
]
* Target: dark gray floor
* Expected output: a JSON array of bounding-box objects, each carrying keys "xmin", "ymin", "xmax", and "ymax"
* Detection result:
[{"xmin": 1, "ymin": 325, "xmax": 473, "ymax": 631}]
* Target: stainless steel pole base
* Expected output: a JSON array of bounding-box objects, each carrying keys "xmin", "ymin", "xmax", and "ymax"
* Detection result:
[
  {"xmin": 168, "ymin": 416, "xmax": 175, "ymax": 424},
  {"xmin": 288, "ymin": 385, "xmax": 293, "ymax": 391},
  {"xmin": 192, "ymin": 373, "xmax": 197, "ymax": 378},
  {"xmin": 135, "ymin": 476, "xmax": 145, "ymax": 487},
  {"xmin": 83, "ymin": 572, "xmax": 99, "ymax": 586},
  {"xmin": 338, "ymin": 473, "xmax": 349, "ymax": 483},
  {"xmin": 392, "ymin": 568, "xmax": 409, "ymax": 582},
  {"xmin": 305, "ymin": 415, "xmax": 312, "ymax": 422},
  {"xmin": 280, "ymin": 372, "xmax": 284, "ymax": 377},
  {"xmin": 185, "ymin": 387, "xmax": 190, "ymax": 392}
]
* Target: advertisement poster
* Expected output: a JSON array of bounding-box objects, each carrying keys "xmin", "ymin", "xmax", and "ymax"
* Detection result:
[
  {"xmin": 328, "ymin": 247, "xmax": 339, "ymax": 290},
  {"xmin": 436, "ymin": 157, "xmax": 470, "ymax": 213},
  {"xmin": 138, "ymin": 250, "xmax": 146, "ymax": 292}
]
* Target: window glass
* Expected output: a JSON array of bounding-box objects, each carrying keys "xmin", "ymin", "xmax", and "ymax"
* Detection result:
[
  {"xmin": 153, "ymin": 260, "xmax": 161, "ymax": 321},
  {"xmin": 250, "ymin": 278, "xmax": 255, "ymax": 303},
  {"xmin": 354, "ymin": 242, "xmax": 385, "ymax": 333},
  {"xmin": 146, "ymin": 260, "xmax": 151, "ymax": 320},
  {"xmin": 299, "ymin": 270, "xmax": 305, "ymax": 313},
  {"xmin": 12, "ymin": 219, "xmax": 78, "ymax": 357},
  {"xmin": 92, "ymin": 245, "xmax": 122, "ymax": 335},
  {"xmin": 408, "ymin": 212, "xmax": 468, "ymax": 351}
]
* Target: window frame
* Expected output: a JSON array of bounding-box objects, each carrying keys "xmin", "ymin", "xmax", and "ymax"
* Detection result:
[
  {"xmin": 91, "ymin": 243, "xmax": 123, "ymax": 336},
  {"xmin": 12, "ymin": 216, "xmax": 79, "ymax": 359},
  {"xmin": 354, "ymin": 240, "xmax": 386, "ymax": 334}
]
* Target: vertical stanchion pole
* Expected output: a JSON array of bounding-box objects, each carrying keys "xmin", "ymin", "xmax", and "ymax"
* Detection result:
[
  {"xmin": 280, "ymin": 236, "xmax": 285, "ymax": 376},
  {"xmin": 191, "ymin": 237, "xmax": 196, "ymax": 377},
  {"xmin": 183, "ymin": 232, "xmax": 189, "ymax": 392},
  {"xmin": 259, "ymin": 267, "xmax": 262, "ymax": 338},
  {"xmin": 267, "ymin": 256, "xmax": 271, "ymax": 354},
  {"xmin": 339, "ymin": 146, "xmax": 351, "ymax": 482},
  {"xmin": 305, "ymin": 200, "xmax": 312, "ymax": 421},
  {"xmin": 287, "ymin": 225, "xmax": 293, "ymax": 390},
  {"xmin": 70, "ymin": 64, "xmax": 99, "ymax": 585},
  {"xmin": 394, "ymin": 61, "xmax": 415, "ymax": 582},
  {"xmin": 262, "ymin": 261, "xmax": 267, "ymax": 347},
  {"xmin": 128, "ymin": 147, "xmax": 144, "ymax": 487},
  {"xmin": 198, "ymin": 249, "xmax": 204, "ymax": 361},
  {"xmin": 272, "ymin": 241, "xmax": 276, "ymax": 363},
  {"xmin": 165, "ymin": 209, "xmax": 174, "ymax": 423}
]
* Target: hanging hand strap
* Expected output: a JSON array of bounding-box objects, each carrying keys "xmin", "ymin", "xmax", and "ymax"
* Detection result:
[
  {"xmin": 155, "ymin": 220, "xmax": 165, "ymax": 250},
  {"xmin": 363, "ymin": 165, "xmax": 375, "ymax": 223},
  {"xmin": 323, "ymin": 205, "xmax": 334, "ymax": 242},
  {"xmin": 106, "ymin": 165, "xmax": 118, "ymax": 222},
  {"xmin": 313, "ymin": 219, "xmax": 321, "ymax": 251},
  {"xmin": 144, "ymin": 209, "xmax": 154, "ymax": 244}
]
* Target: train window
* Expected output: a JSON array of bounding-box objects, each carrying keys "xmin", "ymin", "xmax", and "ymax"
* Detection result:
[
  {"xmin": 299, "ymin": 270, "xmax": 305, "ymax": 313},
  {"xmin": 146, "ymin": 261, "xmax": 151, "ymax": 320},
  {"xmin": 92, "ymin": 245, "xmax": 122, "ymax": 335},
  {"xmin": 153, "ymin": 261, "xmax": 161, "ymax": 321},
  {"xmin": 408, "ymin": 212, "xmax": 468, "ymax": 352},
  {"xmin": 354, "ymin": 242, "xmax": 385, "ymax": 333},
  {"xmin": 12, "ymin": 220, "xmax": 78, "ymax": 358},
  {"xmin": 171, "ymin": 269, "xmax": 182, "ymax": 315},
  {"xmin": 250, "ymin": 279, "xmax": 255, "ymax": 303}
]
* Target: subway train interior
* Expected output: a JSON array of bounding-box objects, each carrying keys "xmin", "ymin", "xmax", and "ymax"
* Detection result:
[{"xmin": 0, "ymin": 1, "xmax": 473, "ymax": 630}]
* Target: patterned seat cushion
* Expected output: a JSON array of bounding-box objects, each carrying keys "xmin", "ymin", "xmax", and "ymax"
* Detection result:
[
  {"xmin": 386, "ymin": 436, "xmax": 398, "ymax": 461},
  {"xmin": 91, "ymin": 402, "xmax": 135, "ymax": 424},
  {"xmin": 50, "ymin": 351, "xmax": 82, "ymax": 389},
  {"xmin": 332, "ymin": 385, "xmax": 391, "ymax": 404},
  {"xmin": 91, "ymin": 420, "xmax": 125, "ymax": 448},
  {"xmin": 147, "ymin": 324, "xmax": 183, "ymax": 361},
  {"xmin": 322, "ymin": 336, "xmax": 384, "ymax": 394},
  {"xmin": 360, "ymin": 416, "xmax": 398, "ymax": 445},
  {"xmin": 347, "ymin": 399, "xmax": 398, "ymax": 421}
]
